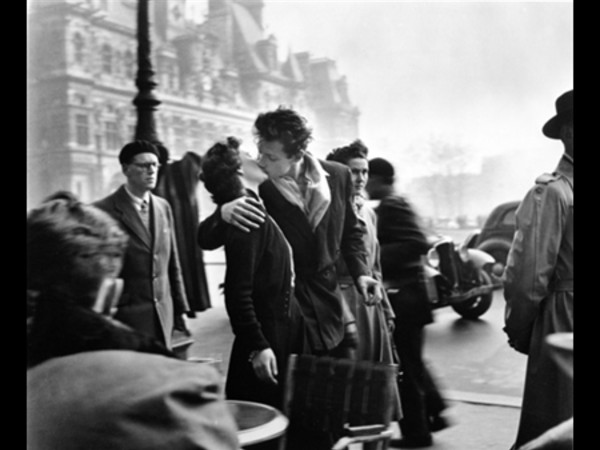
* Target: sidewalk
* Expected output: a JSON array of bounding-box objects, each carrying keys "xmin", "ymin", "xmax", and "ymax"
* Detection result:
[{"xmin": 186, "ymin": 305, "xmax": 520, "ymax": 450}]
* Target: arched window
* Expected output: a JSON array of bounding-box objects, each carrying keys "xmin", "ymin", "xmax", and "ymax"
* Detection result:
[
  {"xmin": 101, "ymin": 44, "xmax": 112, "ymax": 74},
  {"xmin": 73, "ymin": 33, "xmax": 85, "ymax": 65}
]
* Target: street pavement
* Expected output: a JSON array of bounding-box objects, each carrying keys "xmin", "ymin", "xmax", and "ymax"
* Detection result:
[{"xmin": 186, "ymin": 303, "xmax": 521, "ymax": 450}]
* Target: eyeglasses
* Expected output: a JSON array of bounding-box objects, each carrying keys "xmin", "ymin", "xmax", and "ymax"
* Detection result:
[{"xmin": 131, "ymin": 162, "xmax": 161, "ymax": 171}]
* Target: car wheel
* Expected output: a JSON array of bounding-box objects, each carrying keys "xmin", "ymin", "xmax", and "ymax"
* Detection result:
[
  {"xmin": 451, "ymin": 270, "xmax": 493, "ymax": 320},
  {"xmin": 487, "ymin": 248, "xmax": 509, "ymax": 274}
]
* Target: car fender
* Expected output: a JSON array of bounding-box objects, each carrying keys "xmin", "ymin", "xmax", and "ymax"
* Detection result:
[{"xmin": 466, "ymin": 248, "xmax": 495, "ymax": 270}]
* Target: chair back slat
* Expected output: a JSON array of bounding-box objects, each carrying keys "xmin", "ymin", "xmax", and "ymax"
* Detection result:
[{"xmin": 282, "ymin": 354, "xmax": 398, "ymax": 440}]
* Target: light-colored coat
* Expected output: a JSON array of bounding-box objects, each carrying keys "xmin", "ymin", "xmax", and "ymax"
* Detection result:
[
  {"xmin": 94, "ymin": 185, "xmax": 189, "ymax": 349},
  {"xmin": 503, "ymin": 154, "xmax": 573, "ymax": 447}
]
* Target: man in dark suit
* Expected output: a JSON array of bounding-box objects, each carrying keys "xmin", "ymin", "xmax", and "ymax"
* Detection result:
[
  {"xmin": 199, "ymin": 107, "xmax": 382, "ymax": 359},
  {"xmin": 94, "ymin": 140, "xmax": 191, "ymax": 350},
  {"xmin": 366, "ymin": 157, "xmax": 447, "ymax": 448}
]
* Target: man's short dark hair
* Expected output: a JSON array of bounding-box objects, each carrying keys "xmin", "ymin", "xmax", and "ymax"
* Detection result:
[
  {"xmin": 119, "ymin": 140, "xmax": 161, "ymax": 165},
  {"xmin": 253, "ymin": 106, "xmax": 313, "ymax": 158},
  {"xmin": 200, "ymin": 137, "xmax": 245, "ymax": 205}
]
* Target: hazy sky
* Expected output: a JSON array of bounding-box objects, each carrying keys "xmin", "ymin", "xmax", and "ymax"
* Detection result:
[
  {"xmin": 27, "ymin": 0, "xmax": 573, "ymax": 192},
  {"xmin": 258, "ymin": 0, "xmax": 573, "ymax": 183}
]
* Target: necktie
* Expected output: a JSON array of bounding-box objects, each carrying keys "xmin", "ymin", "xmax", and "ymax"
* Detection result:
[{"xmin": 139, "ymin": 200, "xmax": 150, "ymax": 229}]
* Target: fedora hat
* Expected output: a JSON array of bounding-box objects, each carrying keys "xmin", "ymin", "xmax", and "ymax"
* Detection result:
[{"xmin": 542, "ymin": 90, "xmax": 573, "ymax": 139}]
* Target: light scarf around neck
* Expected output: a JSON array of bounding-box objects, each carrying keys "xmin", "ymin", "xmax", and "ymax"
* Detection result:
[{"xmin": 271, "ymin": 152, "xmax": 331, "ymax": 230}]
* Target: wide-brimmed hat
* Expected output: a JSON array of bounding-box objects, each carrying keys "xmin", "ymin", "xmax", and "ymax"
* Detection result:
[{"xmin": 542, "ymin": 90, "xmax": 573, "ymax": 139}]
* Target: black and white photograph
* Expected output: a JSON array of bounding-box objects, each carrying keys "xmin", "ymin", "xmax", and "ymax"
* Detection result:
[{"xmin": 27, "ymin": 1, "xmax": 573, "ymax": 449}]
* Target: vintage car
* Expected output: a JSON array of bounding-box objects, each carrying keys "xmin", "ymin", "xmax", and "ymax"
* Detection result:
[{"xmin": 469, "ymin": 200, "xmax": 520, "ymax": 273}]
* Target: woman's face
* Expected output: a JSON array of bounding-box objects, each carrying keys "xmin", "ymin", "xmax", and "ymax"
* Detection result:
[
  {"xmin": 98, "ymin": 249, "xmax": 124, "ymax": 279},
  {"xmin": 240, "ymin": 151, "xmax": 268, "ymax": 186},
  {"xmin": 347, "ymin": 157, "xmax": 369, "ymax": 195},
  {"xmin": 256, "ymin": 140, "xmax": 298, "ymax": 179}
]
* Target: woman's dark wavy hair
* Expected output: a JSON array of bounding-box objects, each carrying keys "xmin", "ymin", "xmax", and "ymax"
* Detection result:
[
  {"xmin": 200, "ymin": 137, "xmax": 245, "ymax": 205},
  {"xmin": 27, "ymin": 192, "xmax": 128, "ymax": 308},
  {"xmin": 326, "ymin": 139, "xmax": 369, "ymax": 165},
  {"xmin": 253, "ymin": 106, "xmax": 313, "ymax": 158}
]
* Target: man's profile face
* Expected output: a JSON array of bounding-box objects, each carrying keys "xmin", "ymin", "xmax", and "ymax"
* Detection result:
[
  {"xmin": 256, "ymin": 139, "xmax": 297, "ymax": 179},
  {"xmin": 123, "ymin": 152, "xmax": 160, "ymax": 193},
  {"xmin": 561, "ymin": 120, "xmax": 573, "ymax": 158},
  {"xmin": 365, "ymin": 175, "xmax": 386, "ymax": 200}
]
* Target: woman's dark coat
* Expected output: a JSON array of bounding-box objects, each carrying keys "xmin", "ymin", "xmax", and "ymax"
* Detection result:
[
  {"xmin": 206, "ymin": 191, "xmax": 302, "ymax": 408},
  {"xmin": 154, "ymin": 152, "xmax": 211, "ymax": 312}
]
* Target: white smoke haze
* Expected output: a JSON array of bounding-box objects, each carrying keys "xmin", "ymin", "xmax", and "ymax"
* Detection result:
[
  {"xmin": 27, "ymin": 0, "xmax": 573, "ymax": 220},
  {"xmin": 261, "ymin": 0, "xmax": 573, "ymax": 216}
]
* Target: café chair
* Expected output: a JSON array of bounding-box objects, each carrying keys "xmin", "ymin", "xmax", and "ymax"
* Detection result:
[{"xmin": 279, "ymin": 354, "xmax": 399, "ymax": 450}]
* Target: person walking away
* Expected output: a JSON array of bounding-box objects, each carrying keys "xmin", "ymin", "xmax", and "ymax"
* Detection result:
[
  {"xmin": 503, "ymin": 89, "xmax": 573, "ymax": 449},
  {"xmin": 365, "ymin": 157, "xmax": 448, "ymax": 448},
  {"xmin": 94, "ymin": 140, "xmax": 192, "ymax": 350}
]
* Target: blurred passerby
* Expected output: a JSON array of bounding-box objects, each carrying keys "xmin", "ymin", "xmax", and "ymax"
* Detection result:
[
  {"xmin": 28, "ymin": 350, "xmax": 239, "ymax": 450},
  {"xmin": 504, "ymin": 89, "xmax": 573, "ymax": 449},
  {"xmin": 366, "ymin": 157, "xmax": 448, "ymax": 448},
  {"xmin": 94, "ymin": 140, "xmax": 192, "ymax": 350},
  {"xmin": 27, "ymin": 193, "xmax": 175, "ymax": 369}
]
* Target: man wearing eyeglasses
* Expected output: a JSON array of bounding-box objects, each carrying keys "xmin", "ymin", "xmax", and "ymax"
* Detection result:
[{"xmin": 94, "ymin": 140, "xmax": 191, "ymax": 350}]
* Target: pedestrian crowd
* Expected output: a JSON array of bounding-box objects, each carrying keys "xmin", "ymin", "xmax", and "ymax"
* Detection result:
[{"xmin": 27, "ymin": 90, "xmax": 573, "ymax": 450}]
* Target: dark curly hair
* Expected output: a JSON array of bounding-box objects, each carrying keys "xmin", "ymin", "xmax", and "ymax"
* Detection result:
[
  {"xmin": 253, "ymin": 106, "xmax": 313, "ymax": 158},
  {"xmin": 27, "ymin": 193, "xmax": 129, "ymax": 308},
  {"xmin": 200, "ymin": 137, "xmax": 245, "ymax": 205},
  {"xmin": 326, "ymin": 139, "xmax": 369, "ymax": 165}
]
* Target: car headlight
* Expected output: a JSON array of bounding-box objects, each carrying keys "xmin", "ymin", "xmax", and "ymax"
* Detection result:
[{"xmin": 427, "ymin": 248, "xmax": 440, "ymax": 268}]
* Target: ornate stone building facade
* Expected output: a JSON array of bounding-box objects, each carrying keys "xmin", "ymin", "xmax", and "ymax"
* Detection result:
[{"xmin": 27, "ymin": 0, "xmax": 360, "ymax": 207}]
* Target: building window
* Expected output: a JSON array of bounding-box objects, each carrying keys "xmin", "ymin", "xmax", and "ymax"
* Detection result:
[
  {"xmin": 75, "ymin": 114, "xmax": 89, "ymax": 146},
  {"xmin": 105, "ymin": 121, "xmax": 119, "ymax": 150},
  {"xmin": 113, "ymin": 51, "xmax": 121, "ymax": 76},
  {"xmin": 124, "ymin": 50, "xmax": 134, "ymax": 79},
  {"xmin": 73, "ymin": 33, "xmax": 85, "ymax": 65},
  {"xmin": 73, "ymin": 93, "xmax": 86, "ymax": 106},
  {"xmin": 101, "ymin": 44, "xmax": 112, "ymax": 74},
  {"xmin": 168, "ymin": 65, "xmax": 178, "ymax": 91},
  {"xmin": 95, "ymin": 134, "xmax": 103, "ymax": 151}
]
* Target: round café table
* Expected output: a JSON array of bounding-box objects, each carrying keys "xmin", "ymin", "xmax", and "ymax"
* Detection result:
[{"xmin": 226, "ymin": 400, "xmax": 289, "ymax": 448}]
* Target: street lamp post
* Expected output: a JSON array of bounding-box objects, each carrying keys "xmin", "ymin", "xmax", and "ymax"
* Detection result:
[{"xmin": 133, "ymin": 0, "xmax": 161, "ymax": 143}]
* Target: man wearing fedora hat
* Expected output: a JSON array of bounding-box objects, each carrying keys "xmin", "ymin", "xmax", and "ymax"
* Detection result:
[
  {"xmin": 503, "ymin": 90, "xmax": 573, "ymax": 449},
  {"xmin": 94, "ymin": 140, "xmax": 192, "ymax": 350}
]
